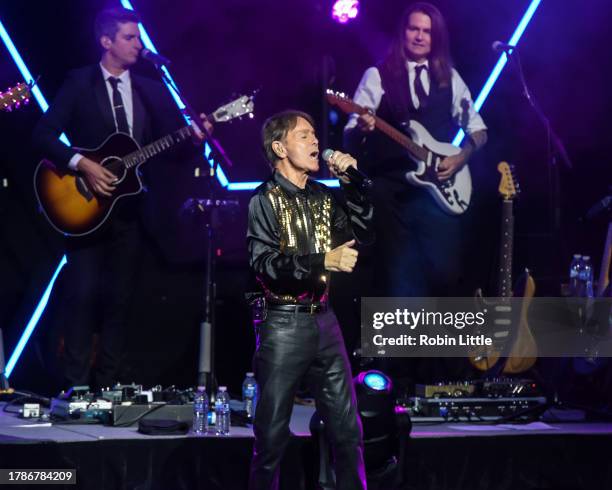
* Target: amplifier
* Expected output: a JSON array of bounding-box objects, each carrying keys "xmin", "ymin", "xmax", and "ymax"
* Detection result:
[
  {"xmin": 403, "ymin": 396, "xmax": 547, "ymax": 422},
  {"xmin": 415, "ymin": 378, "xmax": 540, "ymax": 399}
]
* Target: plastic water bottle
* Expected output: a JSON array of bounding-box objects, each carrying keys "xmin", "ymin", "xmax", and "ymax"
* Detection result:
[
  {"xmin": 193, "ymin": 386, "xmax": 208, "ymax": 435},
  {"xmin": 569, "ymin": 254, "xmax": 582, "ymax": 296},
  {"xmin": 582, "ymin": 256, "xmax": 594, "ymax": 298},
  {"xmin": 215, "ymin": 386, "xmax": 231, "ymax": 435},
  {"xmin": 242, "ymin": 372, "xmax": 258, "ymax": 419}
]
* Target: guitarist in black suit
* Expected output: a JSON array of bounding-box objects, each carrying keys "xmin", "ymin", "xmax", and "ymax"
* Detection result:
[
  {"xmin": 32, "ymin": 7, "xmax": 210, "ymax": 391},
  {"xmin": 344, "ymin": 2, "xmax": 487, "ymax": 298}
]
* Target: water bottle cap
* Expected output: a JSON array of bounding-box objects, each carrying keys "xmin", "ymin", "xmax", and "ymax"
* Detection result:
[
  {"xmin": 573, "ymin": 254, "xmax": 582, "ymax": 259},
  {"xmin": 246, "ymin": 372, "xmax": 254, "ymax": 377},
  {"xmin": 583, "ymin": 256, "xmax": 590, "ymax": 261},
  {"xmin": 196, "ymin": 386, "xmax": 206, "ymax": 392},
  {"xmin": 219, "ymin": 386, "xmax": 227, "ymax": 391}
]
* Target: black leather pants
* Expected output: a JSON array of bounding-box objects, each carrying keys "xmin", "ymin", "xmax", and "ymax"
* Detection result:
[{"xmin": 249, "ymin": 309, "xmax": 366, "ymax": 490}]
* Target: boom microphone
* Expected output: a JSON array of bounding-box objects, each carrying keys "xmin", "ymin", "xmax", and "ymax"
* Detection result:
[
  {"xmin": 322, "ymin": 149, "xmax": 373, "ymax": 189},
  {"xmin": 141, "ymin": 49, "xmax": 171, "ymax": 66}
]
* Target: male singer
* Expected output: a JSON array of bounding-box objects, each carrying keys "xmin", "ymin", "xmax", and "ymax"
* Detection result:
[{"xmin": 247, "ymin": 110, "xmax": 373, "ymax": 490}]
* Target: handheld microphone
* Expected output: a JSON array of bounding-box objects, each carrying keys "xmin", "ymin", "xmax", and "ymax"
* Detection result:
[
  {"xmin": 141, "ymin": 49, "xmax": 171, "ymax": 66},
  {"xmin": 322, "ymin": 149, "xmax": 373, "ymax": 190},
  {"xmin": 492, "ymin": 41, "xmax": 517, "ymax": 53}
]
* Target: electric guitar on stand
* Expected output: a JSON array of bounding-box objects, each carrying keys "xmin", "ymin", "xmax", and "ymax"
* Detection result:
[
  {"xmin": 34, "ymin": 94, "xmax": 254, "ymax": 236},
  {"xmin": 470, "ymin": 162, "xmax": 538, "ymax": 374},
  {"xmin": 326, "ymin": 89, "xmax": 471, "ymax": 215}
]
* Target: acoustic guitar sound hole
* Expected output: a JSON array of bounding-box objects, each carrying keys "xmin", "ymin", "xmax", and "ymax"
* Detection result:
[{"xmin": 101, "ymin": 157, "xmax": 127, "ymax": 184}]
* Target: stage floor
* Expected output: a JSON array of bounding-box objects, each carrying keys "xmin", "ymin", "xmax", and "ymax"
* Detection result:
[
  {"xmin": 2, "ymin": 401, "xmax": 612, "ymax": 442},
  {"xmin": 1, "ymin": 402, "xmax": 612, "ymax": 489}
]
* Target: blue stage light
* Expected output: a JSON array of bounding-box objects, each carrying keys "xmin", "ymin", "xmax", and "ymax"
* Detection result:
[{"xmin": 359, "ymin": 370, "xmax": 392, "ymax": 393}]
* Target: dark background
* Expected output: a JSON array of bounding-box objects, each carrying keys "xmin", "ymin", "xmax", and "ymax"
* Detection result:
[{"xmin": 1, "ymin": 0, "xmax": 610, "ymax": 397}]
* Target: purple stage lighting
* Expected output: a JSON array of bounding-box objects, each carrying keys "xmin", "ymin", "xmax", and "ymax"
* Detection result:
[{"xmin": 331, "ymin": 0, "xmax": 359, "ymax": 24}]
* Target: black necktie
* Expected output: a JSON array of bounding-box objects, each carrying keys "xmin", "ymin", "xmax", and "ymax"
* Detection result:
[
  {"xmin": 414, "ymin": 64, "xmax": 428, "ymax": 109},
  {"xmin": 107, "ymin": 77, "xmax": 130, "ymax": 134}
]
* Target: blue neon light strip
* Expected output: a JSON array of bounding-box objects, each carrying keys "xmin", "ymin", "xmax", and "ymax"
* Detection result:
[
  {"xmin": 5, "ymin": 256, "xmax": 67, "ymax": 378},
  {"xmin": 227, "ymin": 179, "xmax": 340, "ymax": 191},
  {"xmin": 0, "ymin": 16, "xmax": 72, "ymax": 378},
  {"xmin": 0, "ymin": 19, "xmax": 69, "ymax": 145},
  {"xmin": 452, "ymin": 0, "xmax": 541, "ymax": 146}
]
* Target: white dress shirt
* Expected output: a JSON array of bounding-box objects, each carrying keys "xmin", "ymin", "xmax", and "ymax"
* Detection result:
[
  {"xmin": 344, "ymin": 60, "xmax": 487, "ymax": 137},
  {"xmin": 68, "ymin": 64, "xmax": 134, "ymax": 170}
]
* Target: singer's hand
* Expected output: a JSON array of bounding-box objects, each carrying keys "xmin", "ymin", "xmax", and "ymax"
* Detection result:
[
  {"xmin": 324, "ymin": 239, "xmax": 358, "ymax": 273},
  {"xmin": 326, "ymin": 151, "xmax": 357, "ymax": 184},
  {"xmin": 357, "ymin": 113, "xmax": 376, "ymax": 132}
]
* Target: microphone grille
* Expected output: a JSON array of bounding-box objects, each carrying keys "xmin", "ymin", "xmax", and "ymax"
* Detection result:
[{"xmin": 322, "ymin": 149, "xmax": 334, "ymax": 161}]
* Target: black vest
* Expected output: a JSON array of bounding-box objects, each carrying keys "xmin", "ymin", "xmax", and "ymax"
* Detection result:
[{"xmin": 361, "ymin": 62, "xmax": 456, "ymax": 179}]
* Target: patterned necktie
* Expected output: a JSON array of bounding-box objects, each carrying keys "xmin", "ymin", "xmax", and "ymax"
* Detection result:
[
  {"xmin": 107, "ymin": 77, "xmax": 129, "ymax": 134},
  {"xmin": 414, "ymin": 64, "xmax": 428, "ymax": 109}
]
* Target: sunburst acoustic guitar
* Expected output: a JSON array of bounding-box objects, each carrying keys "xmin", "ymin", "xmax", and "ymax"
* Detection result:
[{"xmin": 34, "ymin": 94, "xmax": 254, "ymax": 236}]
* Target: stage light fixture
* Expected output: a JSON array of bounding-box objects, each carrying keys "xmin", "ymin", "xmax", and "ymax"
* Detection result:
[
  {"xmin": 360, "ymin": 371, "xmax": 391, "ymax": 392},
  {"xmin": 354, "ymin": 370, "xmax": 397, "ymax": 470},
  {"xmin": 332, "ymin": 0, "xmax": 360, "ymax": 24}
]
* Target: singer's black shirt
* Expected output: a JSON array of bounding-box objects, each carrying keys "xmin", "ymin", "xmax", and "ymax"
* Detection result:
[{"xmin": 247, "ymin": 171, "xmax": 374, "ymax": 305}]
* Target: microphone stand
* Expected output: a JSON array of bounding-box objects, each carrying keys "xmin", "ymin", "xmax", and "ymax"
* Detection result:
[
  {"xmin": 505, "ymin": 48, "xmax": 574, "ymax": 284},
  {"xmin": 148, "ymin": 61, "xmax": 226, "ymax": 395}
]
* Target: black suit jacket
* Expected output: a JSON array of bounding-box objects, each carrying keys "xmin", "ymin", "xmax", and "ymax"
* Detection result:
[{"xmin": 32, "ymin": 64, "xmax": 189, "ymax": 170}]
